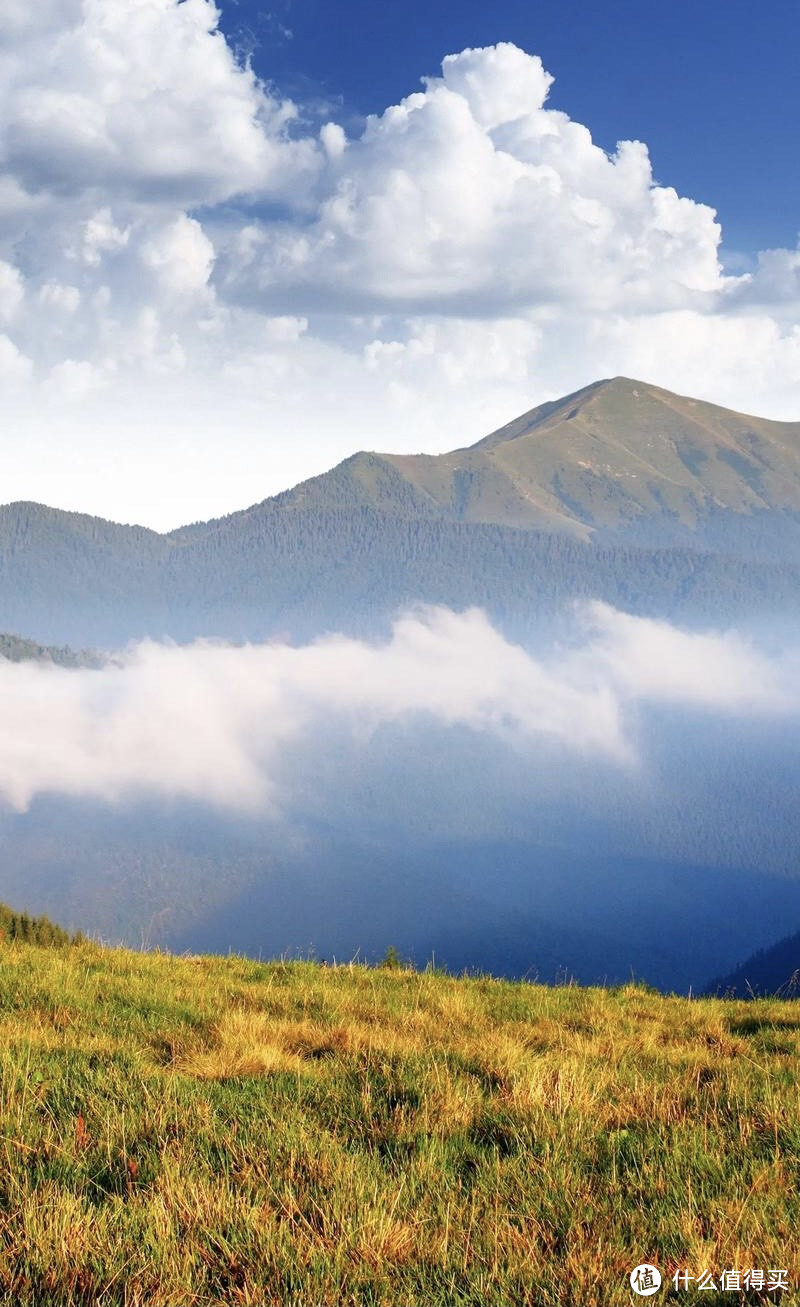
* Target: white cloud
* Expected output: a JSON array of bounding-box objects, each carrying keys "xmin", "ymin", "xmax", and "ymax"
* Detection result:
[
  {"xmin": 0, "ymin": 0, "xmax": 311, "ymax": 206},
  {"xmin": 438, "ymin": 43, "xmax": 554, "ymax": 130},
  {"xmin": 0, "ymin": 260, "xmax": 24, "ymax": 320},
  {"xmin": 0, "ymin": 332, "xmax": 32, "ymax": 383},
  {"xmin": 577, "ymin": 309, "xmax": 800, "ymax": 416},
  {"xmin": 140, "ymin": 214, "xmax": 215, "ymax": 300},
  {"xmin": 42, "ymin": 357, "xmax": 107, "ymax": 401},
  {"xmin": 78, "ymin": 208, "xmax": 130, "ymax": 266},
  {"xmin": 0, "ymin": 8, "xmax": 796, "ymax": 525},
  {"xmin": 0, "ymin": 604, "xmax": 795, "ymax": 815},
  {"xmin": 39, "ymin": 282, "xmax": 81, "ymax": 313},
  {"xmin": 226, "ymin": 42, "xmax": 725, "ymax": 315},
  {"xmin": 734, "ymin": 245, "xmax": 800, "ymax": 308},
  {"xmin": 577, "ymin": 603, "xmax": 793, "ymax": 713}
]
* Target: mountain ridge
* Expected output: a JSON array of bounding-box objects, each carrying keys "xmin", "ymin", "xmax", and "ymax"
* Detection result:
[
  {"xmin": 707, "ymin": 929, "xmax": 800, "ymax": 998},
  {"xmin": 3, "ymin": 381, "xmax": 800, "ymax": 999},
  {"xmin": 370, "ymin": 376, "xmax": 800, "ymax": 534},
  {"xmin": 4, "ymin": 377, "xmax": 800, "ymax": 647},
  {"xmin": 5, "ymin": 377, "xmax": 800, "ymax": 539}
]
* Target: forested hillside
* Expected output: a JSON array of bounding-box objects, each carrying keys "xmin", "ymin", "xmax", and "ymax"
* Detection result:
[
  {"xmin": 3, "ymin": 500, "xmax": 800, "ymax": 648},
  {"xmin": 708, "ymin": 930, "xmax": 800, "ymax": 997},
  {"xmin": 0, "ymin": 899, "xmax": 78, "ymax": 946},
  {"xmin": 3, "ymin": 377, "xmax": 800, "ymax": 994},
  {"xmin": 3, "ymin": 378, "xmax": 800, "ymax": 648},
  {"xmin": 0, "ymin": 631, "xmax": 101, "ymax": 667}
]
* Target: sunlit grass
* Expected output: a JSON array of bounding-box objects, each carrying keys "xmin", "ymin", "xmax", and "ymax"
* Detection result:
[{"xmin": 0, "ymin": 941, "xmax": 798, "ymax": 1304}]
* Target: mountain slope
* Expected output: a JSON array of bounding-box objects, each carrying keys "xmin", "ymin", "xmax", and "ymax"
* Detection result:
[
  {"xmin": 466, "ymin": 376, "xmax": 800, "ymax": 531},
  {"xmin": 0, "ymin": 629, "xmax": 102, "ymax": 668},
  {"xmin": 2, "ymin": 501, "xmax": 799, "ymax": 647},
  {"xmin": 3, "ymin": 378, "xmax": 800, "ymax": 647},
  {"xmin": 707, "ymin": 928, "xmax": 800, "ymax": 997},
  {"xmin": 257, "ymin": 376, "xmax": 800, "ymax": 537}
]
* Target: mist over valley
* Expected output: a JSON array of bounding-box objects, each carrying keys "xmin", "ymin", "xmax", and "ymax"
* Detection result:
[{"xmin": 3, "ymin": 380, "xmax": 800, "ymax": 994}]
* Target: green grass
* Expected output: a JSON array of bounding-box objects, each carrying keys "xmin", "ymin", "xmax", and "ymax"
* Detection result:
[{"xmin": 0, "ymin": 941, "xmax": 799, "ymax": 1304}]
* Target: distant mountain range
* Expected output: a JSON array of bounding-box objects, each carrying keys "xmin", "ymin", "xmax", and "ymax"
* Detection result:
[
  {"xmin": 4, "ymin": 377, "xmax": 800, "ymax": 990},
  {"xmin": 707, "ymin": 930, "xmax": 800, "ymax": 998},
  {"xmin": 0, "ymin": 632, "xmax": 101, "ymax": 668},
  {"xmin": 3, "ymin": 377, "xmax": 800, "ymax": 647}
]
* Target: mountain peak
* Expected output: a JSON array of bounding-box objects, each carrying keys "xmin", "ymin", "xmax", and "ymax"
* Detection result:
[
  {"xmin": 363, "ymin": 378, "xmax": 800, "ymax": 535},
  {"xmin": 468, "ymin": 377, "xmax": 667, "ymax": 453},
  {"xmin": 5, "ymin": 379, "xmax": 800, "ymax": 545}
]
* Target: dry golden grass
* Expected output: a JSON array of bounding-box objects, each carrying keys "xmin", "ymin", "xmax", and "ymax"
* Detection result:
[{"xmin": 0, "ymin": 943, "xmax": 798, "ymax": 1304}]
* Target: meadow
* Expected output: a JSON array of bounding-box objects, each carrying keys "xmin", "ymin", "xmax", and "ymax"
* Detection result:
[{"xmin": 0, "ymin": 940, "xmax": 798, "ymax": 1305}]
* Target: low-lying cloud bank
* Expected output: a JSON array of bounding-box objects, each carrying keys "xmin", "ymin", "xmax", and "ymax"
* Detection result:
[{"xmin": 0, "ymin": 603, "xmax": 796, "ymax": 813}]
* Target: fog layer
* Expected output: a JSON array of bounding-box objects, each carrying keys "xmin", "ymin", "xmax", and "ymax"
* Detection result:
[{"xmin": 0, "ymin": 602, "xmax": 795, "ymax": 813}]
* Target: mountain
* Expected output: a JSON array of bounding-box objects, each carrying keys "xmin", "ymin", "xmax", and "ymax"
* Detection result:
[
  {"xmin": 3, "ymin": 378, "xmax": 800, "ymax": 647},
  {"xmin": 3, "ymin": 378, "xmax": 800, "ymax": 991},
  {"xmin": 270, "ymin": 376, "xmax": 800, "ymax": 538},
  {"xmin": 0, "ymin": 631, "xmax": 102, "ymax": 668},
  {"xmin": 707, "ymin": 929, "xmax": 800, "ymax": 998}
]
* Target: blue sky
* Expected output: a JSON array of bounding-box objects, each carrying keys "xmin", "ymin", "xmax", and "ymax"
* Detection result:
[
  {"xmin": 218, "ymin": 0, "xmax": 799, "ymax": 257},
  {"xmin": 0, "ymin": 0, "xmax": 798, "ymax": 526}
]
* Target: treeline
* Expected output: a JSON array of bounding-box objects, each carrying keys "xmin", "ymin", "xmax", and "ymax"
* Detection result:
[
  {"xmin": 0, "ymin": 901, "xmax": 83, "ymax": 948},
  {"xmin": 0, "ymin": 632, "xmax": 102, "ymax": 668},
  {"xmin": 707, "ymin": 929, "xmax": 800, "ymax": 998},
  {"xmin": 3, "ymin": 496, "xmax": 800, "ymax": 648}
]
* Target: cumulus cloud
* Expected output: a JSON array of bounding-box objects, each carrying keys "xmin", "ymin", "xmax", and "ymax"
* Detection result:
[
  {"xmin": 0, "ymin": 0, "xmax": 312, "ymax": 206},
  {"xmin": 0, "ymin": 605, "xmax": 796, "ymax": 815},
  {"xmin": 0, "ymin": 260, "xmax": 24, "ymax": 320},
  {"xmin": 0, "ymin": 6, "xmax": 797, "ymax": 525},
  {"xmin": 223, "ymin": 42, "xmax": 725, "ymax": 315},
  {"xmin": 0, "ymin": 332, "xmax": 32, "ymax": 384}
]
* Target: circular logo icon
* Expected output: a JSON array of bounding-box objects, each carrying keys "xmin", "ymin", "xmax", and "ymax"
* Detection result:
[{"xmin": 630, "ymin": 1264, "xmax": 662, "ymax": 1296}]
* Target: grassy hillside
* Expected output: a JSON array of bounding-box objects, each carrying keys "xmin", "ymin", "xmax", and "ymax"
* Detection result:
[
  {"xmin": 258, "ymin": 377, "xmax": 800, "ymax": 535},
  {"xmin": 0, "ymin": 941, "xmax": 798, "ymax": 1304}
]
